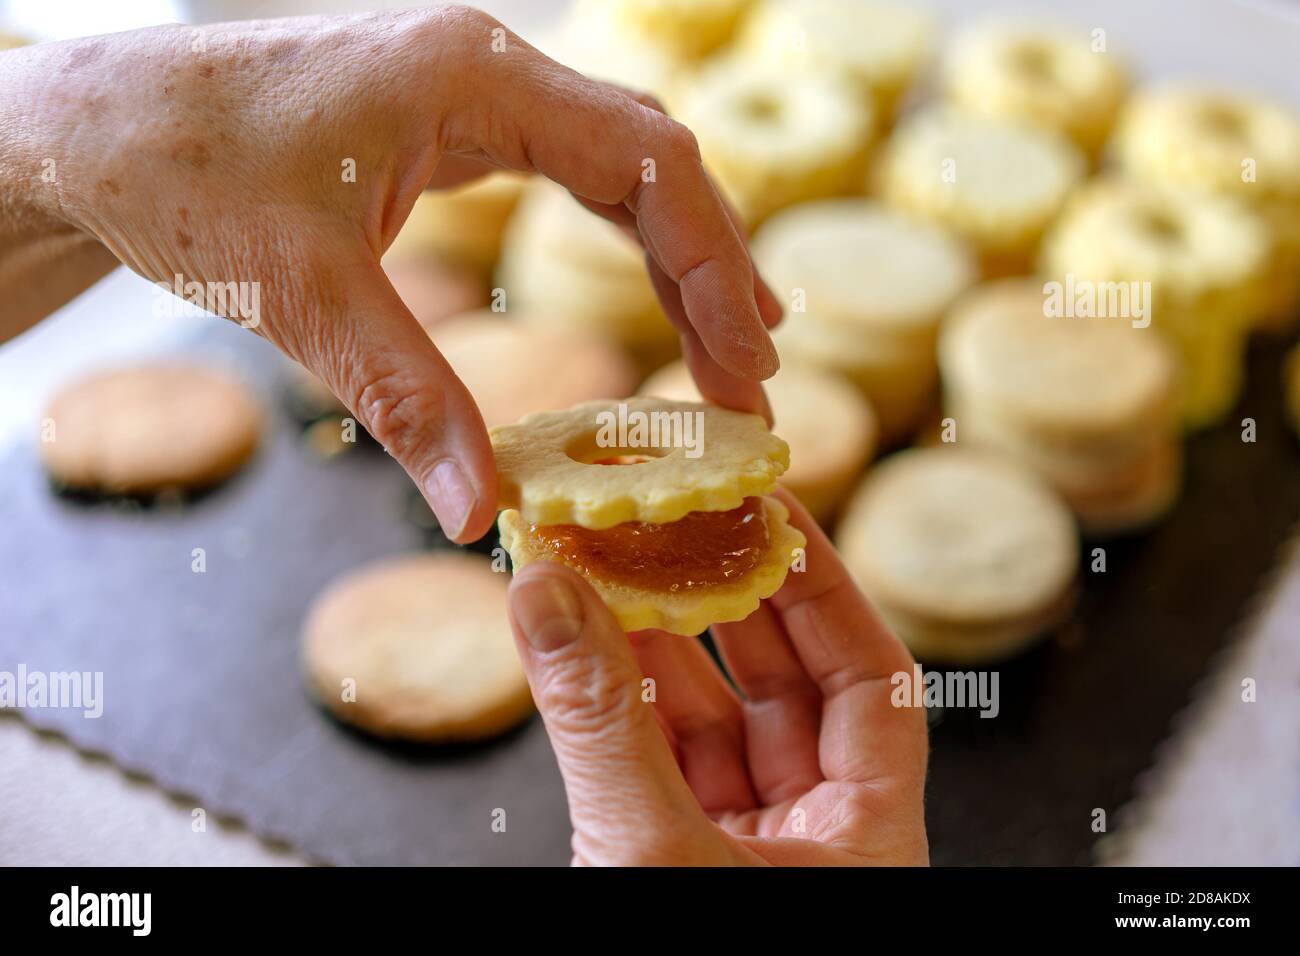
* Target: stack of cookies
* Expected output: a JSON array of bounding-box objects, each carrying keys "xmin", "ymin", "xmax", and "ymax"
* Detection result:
[
  {"xmin": 939, "ymin": 280, "xmax": 1181, "ymax": 536},
  {"xmin": 734, "ymin": 0, "xmax": 935, "ymax": 125},
  {"xmin": 1042, "ymin": 177, "xmax": 1270, "ymax": 429},
  {"xmin": 1113, "ymin": 86, "xmax": 1300, "ymax": 330},
  {"xmin": 676, "ymin": 61, "xmax": 874, "ymax": 227},
  {"xmin": 495, "ymin": 180, "xmax": 678, "ymax": 373},
  {"xmin": 837, "ymin": 448, "xmax": 1079, "ymax": 664},
  {"xmin": 752, "ymin": 198, "xmax": 975, "ymax": 443},
  {"xmin": 640, "ymin": 358, "xmax": 878, "ymax": 523},
  {"xmin": 877, "ymin": 107, "xmax": 1085, "ymax": 277},
  {"xmin": 941, "ymin": 18, "xmax": 1129, "ymax": 162}
]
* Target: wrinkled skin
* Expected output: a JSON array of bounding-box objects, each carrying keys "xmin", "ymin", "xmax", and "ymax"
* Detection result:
[
  {"xmin": 508, "ymin": 490, "xmax": 930, "ymax": 866},
  {"xmin": 0, "ymin": 5, "xmax": 780, "ymax": 540}
]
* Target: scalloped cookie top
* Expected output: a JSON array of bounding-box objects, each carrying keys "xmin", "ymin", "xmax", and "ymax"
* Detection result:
[{"xmin": 491, "ymin": 397, "xmax": 789, "ymax": 529}]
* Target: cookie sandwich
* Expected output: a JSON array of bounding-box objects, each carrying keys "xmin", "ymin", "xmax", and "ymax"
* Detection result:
[{"xmin": 492, "ymin": 397, "xmax": 805, "ymax": 636}]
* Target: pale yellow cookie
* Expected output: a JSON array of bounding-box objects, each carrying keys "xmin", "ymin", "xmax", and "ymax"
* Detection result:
[
  {"xmin": 735, "ymin": 0, "xmax": 934, "ymax": 123},
  {"xmin": 877, "ymin": 108, "xmax": 1085, "ymax": 276},
  {"xmin": 492, "ymin": 397, "xmax": 788, "ymax": 528},
  {"xmin": 301, "ymin": 553, "xmax": 533, "ymax": 742},
  {"xmin": 495, "ymin": 181, "xmax": 677, "ymax": 371},
  {"xmin": 676, "ymin": 61, "xmax": 873, "ymax": 227},
  {"xmin": 752, "ymin": 199, "xmax": 976, "ymax": 441},
  {"xmin": 430, "ymin": 311, "xmax": 637, "ymax": 429},
  {"xmin": 640, "ymin": 359, "xmax": 877, "ymax": 521},
  {"xmin": 500, "ymin": 495, "xmax": 804, "ymax": 636},
  {"xmin": 940, "ymin": 279, "xmax": 1177, "ymax": 449},
  {"xmin": 41, "ymin": 365, "xmax": 261, "ymax": 495},
  {"xmin": 943, "ymin": 19, "xmax": 1128, "ymax": 160},
  {"xmin": 1041, "ymin": 177, "xmax": 1270, "ymax": 428},
  {"xmin": 386, "ymin": 173, "xmax": 528, "ymax": 274},
  {"xmin": 493, "ymin": 397, "xmax": 802, "ymax": 635},
  {"xmin": 1113, "ymin": 86, "xmax": 1300, "ymax": 328},
  {"xmin": 573, "ymin": 0, "xmax": 755, "ymax": 62},
  {"xmin": 836, "ymin": 447, "xmax": 1078, "ymax": 663}
]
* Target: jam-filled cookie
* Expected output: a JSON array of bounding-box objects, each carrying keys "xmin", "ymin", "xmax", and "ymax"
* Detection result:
[
  {"xmin": 572, "ymin": 0, "xmax": 755, "ymax": 62},
  {"xmin": 735, "ymin": 0, "xmax": 934, "ymax": 124},
  {"xmin": 676, "ymin": 61, "xmax": 873, "ymax": 227},
  {"xmin": 1113, "ymin": 87, "xmax": 1300, "ymax": 329},
  {"xmin": 942, "ymin": 18, "xmax": 1128, "ymax": 161},
  {"xmin": 302, "ymin": 553, "xmax": 533, "ymax": 742},
  {"xmin": 492, "ymin": 398, "xmax": 804, "ymax": 635},
  {"xmin": 1041, "ymin": 177, "xmax": 1270, "ymax": 428}
]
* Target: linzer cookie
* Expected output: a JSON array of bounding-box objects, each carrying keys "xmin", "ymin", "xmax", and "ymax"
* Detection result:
[
  {"xmin": 942, "ymin": 18, "xmax": 1128, "ymax": 161},
  {"xmin": 877, "ymin": 107, "xmax": 1084, "ymax": 276},
  {"xmin": 676, "ymin": 61, "xmax": 873, "ymax": 227},
  {"xmin": 1041, "ymin": 177, "xmax": 1270, "ymax": 428},
  {"xmin": 735, "ymin": 0, "xmax": 934, "ymax": 124},
  {"xmin": 1113, "ymin": 86, "xmax": 1300, "ymax": 328},
  {"xmin": 492, "ymin": 397, "xmax": 804, "ymax": 635}
]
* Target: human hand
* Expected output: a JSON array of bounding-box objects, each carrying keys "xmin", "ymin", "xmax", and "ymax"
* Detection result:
[
  {"xmin": 506, "ymin": 490, "xmax": 930, "ymax": 866},
  {"xmin": 0, "ymin": 5, "xmax": 780, "ymax": 540}
]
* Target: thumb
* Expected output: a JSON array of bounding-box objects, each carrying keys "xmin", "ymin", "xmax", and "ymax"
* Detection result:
[
  {"xmin": 311, "ymin": 260, "xmax": 497, "ymax": 543},
  {"xmin": 507, "ymin": 563, "xmax": 719, "ymax": 865}
]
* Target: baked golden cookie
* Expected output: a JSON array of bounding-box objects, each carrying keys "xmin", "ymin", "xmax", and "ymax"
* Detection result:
[
  {"xmin": 877, "ymin": 107, "xmax": 1085, "ymax": 276},
  {"xmin": 41, "ymin": 365, "xmax": 261, "ymax": 496},
  {"xmin": 752, "ymin": 198, "xmax": 976, "ymax": 442},
  {"xmin": 572, "ymin": 0, "xmax": 755, "ymax": 62},
  {"xmin": 386, "ymin": 173, "xmax": 528, "ymax": 275},
  {"xmin": 676, "ymin": 61, "xmax": 873, "ymax": 227},
  {"xmin": 496, "ymin": 180, "xmax": 677, "ymax": 372},
  {"xmin": 735, "ymin": 0, "xmax": 934, "ymax": 124},
  {"xmin": 301, "ymin": 553, "xmax": 533, "ymax": 742},
  {"xmin": 1113, "ymin": 86, "xmax": 1300, "ymax": 329},
  {"xmin": 1041, "ymin": 177, "xmax": 1270, "ymax": 428},
  {"xmin": 640, "ymin": 359, "xmax": 877, "ymax": 522},
  {"xmin": 942, "ymin": 18, "xmax": 1128, "ymax": 160},
  {"xmin": 493, "ymin": 398, "xmax": 804, "ymax": 635},
  {"xmin": 430, "ymin": 311, "xmax": 637, "ymax": 429},
  {"xmin": 836, "ymin": 448, "xmax": 1078, "ymax": 664},
  {"xmin": 939, "ymin": 279, "xmax": 1182, "ymax": 534}
]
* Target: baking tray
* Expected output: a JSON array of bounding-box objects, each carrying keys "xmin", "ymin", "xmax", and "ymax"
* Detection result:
[{"xmin": 2, "ymin": 319, "xmax": 1297, "ymax": 865}]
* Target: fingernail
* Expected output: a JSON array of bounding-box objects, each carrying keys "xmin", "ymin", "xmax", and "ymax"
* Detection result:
[
  {"xmin": 424, "ymin": 459, "xmax": 477, "ymax": 539},
  {"xmin": 513, "ymin": 575, "xmax": 585, "ymax": 652}
]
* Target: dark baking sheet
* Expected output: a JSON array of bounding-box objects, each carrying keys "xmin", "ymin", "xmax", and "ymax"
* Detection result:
[{"xmin": 2, "ymin": 320, "xmax": 1297, "ymax": 865}]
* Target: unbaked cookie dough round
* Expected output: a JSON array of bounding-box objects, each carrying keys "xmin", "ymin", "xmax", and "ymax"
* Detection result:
[
  {"xmin": 40, "ymin": 365, "xmax": 261, "ymax": 496},
  {"xmin": 302, "ymin": 553, "xmax": 533, "ymax": 742}
]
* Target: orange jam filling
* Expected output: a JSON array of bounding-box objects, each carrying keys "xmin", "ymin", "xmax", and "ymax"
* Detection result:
[{"xmin": 530, "ymin": 497, "xmax": 770, "ymax": 593}]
